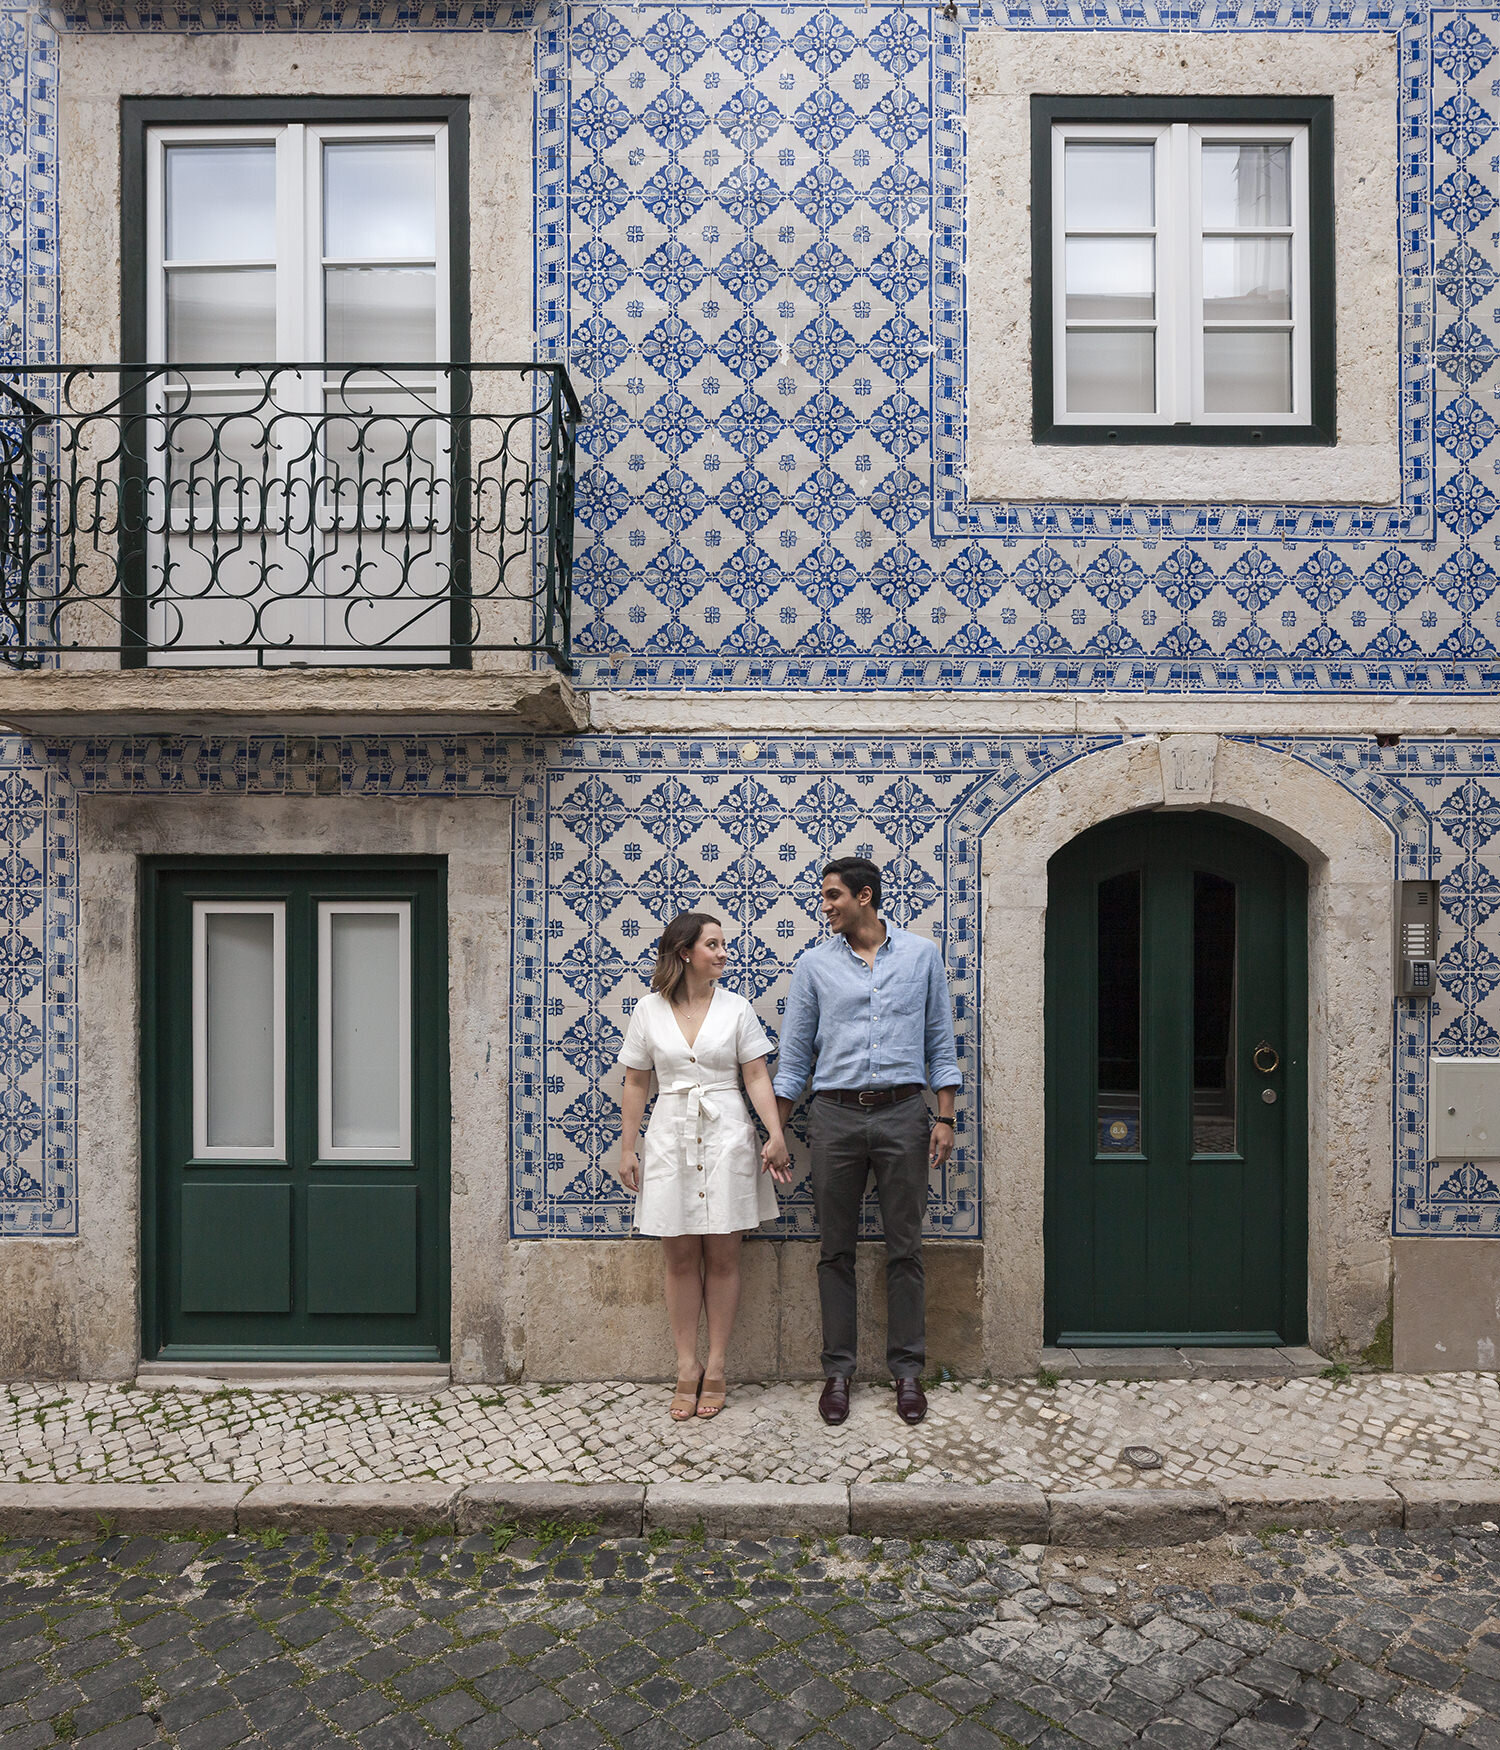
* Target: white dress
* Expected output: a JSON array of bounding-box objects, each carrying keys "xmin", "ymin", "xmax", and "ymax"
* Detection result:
[{"xmin": 618, "ymin": 988, "xmax": 781, "ymax": 1237}]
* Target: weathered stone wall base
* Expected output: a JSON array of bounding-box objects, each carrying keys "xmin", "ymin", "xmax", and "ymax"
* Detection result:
[
  {"xmin": 1393, "ymin": 1239, "xmax": 1500, "ymax": 1373},
  {"xmin": 507, "ymin": 1239, "xmax": 985, "ymax": 1382}
]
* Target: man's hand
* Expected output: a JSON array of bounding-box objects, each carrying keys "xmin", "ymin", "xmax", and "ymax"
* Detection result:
[
  {"xmin": 929, "ymin": 1122, "xmax": 954, "ymax": 1169},
  {"xmin": 762, "ymin": 1134, "xmax": 793, "ymax": 1183}
]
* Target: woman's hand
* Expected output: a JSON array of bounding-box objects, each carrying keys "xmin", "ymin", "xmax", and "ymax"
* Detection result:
[
  {"xmin": 761, "ymin": 1134, "xmax": 792, "ymax": 1183},
  {"xmin": 618, "ymin": 1149, "xmax": 641, "ymax": 1193}
]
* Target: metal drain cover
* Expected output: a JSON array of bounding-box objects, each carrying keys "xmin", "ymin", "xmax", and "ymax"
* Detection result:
[{"xmin": 1120, "ymin": 1445, "xmax": 1163, "ymax": 1470}]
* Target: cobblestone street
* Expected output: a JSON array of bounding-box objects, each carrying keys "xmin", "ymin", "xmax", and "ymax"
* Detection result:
[
  {"xmin": 5, "ymin": 1516, "xmax": 1500, "ymax": 1750},
  {"xmin": 3, "ymin": 1375, "xmax": 1499, "ymax": 1491}
]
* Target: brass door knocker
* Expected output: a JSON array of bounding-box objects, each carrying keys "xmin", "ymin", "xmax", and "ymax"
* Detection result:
[{"xmin": 1253, "ymin": 1041, "xmax": 1280, "ymax": 1074}]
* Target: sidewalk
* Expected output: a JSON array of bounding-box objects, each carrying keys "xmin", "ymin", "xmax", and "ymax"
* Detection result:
[{"xmin": 2, "ymin": 1371, "xmax": 1498, "ymax": 1491}]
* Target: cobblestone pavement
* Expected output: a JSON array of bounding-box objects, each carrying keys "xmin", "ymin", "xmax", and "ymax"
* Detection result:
[
  {"xmin": 2, "ymin": 1376, "xmax": 1499, "ymax": 1490},
  {"xmin": 5, "ymin": 1517, "xmax": 1500, "ymax": 1750}
]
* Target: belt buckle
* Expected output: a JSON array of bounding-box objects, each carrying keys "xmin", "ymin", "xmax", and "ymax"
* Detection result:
[{"xmin": 857, "ymin": 1088, "xmax": 877, "ymax": 1107}]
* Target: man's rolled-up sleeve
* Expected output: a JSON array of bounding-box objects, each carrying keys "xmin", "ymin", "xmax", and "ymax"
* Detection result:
[
  {"xmin": 924, "ymin": 947, "xmax": 962, "ymax": 1091},
  {"xmin": 772, "ymin": 957, "xmax": 817, "ymax": 1099}
]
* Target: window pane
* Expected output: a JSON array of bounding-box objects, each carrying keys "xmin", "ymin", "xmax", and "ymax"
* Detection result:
[
  {"xmin": 325, "ymin": 266, "xmax": 437, "ymax": 363},
  {"xmin": 1201, "ymin": 142, "xmax": 1291, "ymax": 227},
  {"xmin": 324, "ymin": 141, "xmax": 437, "ymax": 259},
  {"xmin": 1065, "ymin": 328, "xmax": 1154, "ymax": 415},
  {"xmin": 166, "ymin": 268, "xmax": 277, "ymax": 364},
  {"xmin": 1097, "ymin": 871, "xmax": 1142, "ymax": 1154},
  {"xmin": 1064, "ymin": 142, "xmax": 1154, "ymax": 230},
  {"xmin": 1066, "ymin": 237, "xmax": 1155, "ymax": 320},
  {"xmin": 203, "ymin": 912, "xmax": 277, "ymax": 1151},
  {"xmin": 328, "ymin": 911, "xmax": 404, "ymax": 1152},
  {"xmin": 166, "ymin": 145, "xmax": 276, "ymax": 262},
  {"xmin": 1203, "ymin": 237, "xmax": 1291, "ymax": 320},
  {"xmin": 1193, "ymin": 872, "xmax": 1237, "ymax": 1155},
  {"xmin": 1202, "ymin": 329, "xmax": 1292, "ymax": 414}
]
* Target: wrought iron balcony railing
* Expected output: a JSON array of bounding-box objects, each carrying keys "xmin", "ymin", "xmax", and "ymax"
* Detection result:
[{"xmin": 0, "ymin": 363, "xmax": 578, "ymax": 672}]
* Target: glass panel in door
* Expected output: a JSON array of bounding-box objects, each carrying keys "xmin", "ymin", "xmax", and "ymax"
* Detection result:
[
  {"xmin": 192, "ymin": 902, "xmax": 285, "ymax": 1159},
  {"xmin": 318, "ymin": 901, "xmax": 412, "ymax": 1160},
  {"xmin": 1096, "ymin": 870, "xmax": 1142, "ymax": 1154},
  {"xmin": 1192, "ymin": 872, "xmax": 1237, "ymax": 1155}
]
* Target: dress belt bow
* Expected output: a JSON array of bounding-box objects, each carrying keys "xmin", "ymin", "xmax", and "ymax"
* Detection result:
[{"xmin": 662, "ymin": 1082, "xmax": 739, "ymax": 1173}]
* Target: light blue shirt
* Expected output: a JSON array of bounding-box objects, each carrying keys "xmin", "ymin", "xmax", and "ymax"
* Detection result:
[{"xmin": 772, "ymin": 925, "xmax": 962, "ymax": 1099}]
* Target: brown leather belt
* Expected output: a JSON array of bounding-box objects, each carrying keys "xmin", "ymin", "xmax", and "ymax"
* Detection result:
[{"xmin": 817, "ymin": 1084, "xmax": 924, "ymax": 1110}]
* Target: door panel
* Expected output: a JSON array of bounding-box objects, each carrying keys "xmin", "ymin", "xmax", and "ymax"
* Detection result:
[
  {"xmin": 179, "ymin": 1183, "xmax": 292, "ymax": 1313},
  {"xmin": 144, "ymin": 858, "xmax": 448, "ymax": 1360},
  {"xmin": 306, "ymin": 1185, "xmax": 419, "ymax": 1316},
  {"xmin": 1045, "ymin": 812, "xmax": 1307, "ymax": 1345}
]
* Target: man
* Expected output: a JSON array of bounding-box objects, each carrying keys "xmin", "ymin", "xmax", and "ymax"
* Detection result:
[{"xmin": 771, "ymin": 857, "xmax": 960, "ymax": 1426}]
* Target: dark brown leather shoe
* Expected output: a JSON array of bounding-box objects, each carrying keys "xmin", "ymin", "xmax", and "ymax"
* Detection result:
[
  {"xmin": 895, "ymin": 1378, "xmax": 927, "ymax": 1424},
  {"xmin": 818, "ymin": 1376, "xmax": 851, "ymax": 1425}
]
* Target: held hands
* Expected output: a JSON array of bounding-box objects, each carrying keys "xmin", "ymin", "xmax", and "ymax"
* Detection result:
[
  {"xmin": 761, "ymin": 1132, "xmax": 793, "ymax": 1183},
  {"xmin": 618, "ymin": 1149, "xmax": 641, "ymax": 1193}
]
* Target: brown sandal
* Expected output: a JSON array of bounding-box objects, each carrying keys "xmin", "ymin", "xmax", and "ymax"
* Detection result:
[
  {"xmin": 696, "ymin": 1377, "xmax": 727, "ymax": 1418},
  {"xmin": 670, "ymin": 1372, "xmax": 703, "ymax": 1421}
]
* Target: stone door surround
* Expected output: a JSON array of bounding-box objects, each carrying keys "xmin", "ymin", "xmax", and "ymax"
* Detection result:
[{"xmin": 980, "ymin": 735, "xmax": 1396, "ymax": 1373}]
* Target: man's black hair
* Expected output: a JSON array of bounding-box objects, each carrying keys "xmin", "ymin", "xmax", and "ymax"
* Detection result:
[{"xmin": 823, "ymin": 856, "xmax": 882, "ymax": 910}]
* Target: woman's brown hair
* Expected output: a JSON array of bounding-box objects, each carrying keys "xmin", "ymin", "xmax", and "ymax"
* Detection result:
[{"xmin": 651, "ymin": 911, "xmax": 722, "ymax": 1003}]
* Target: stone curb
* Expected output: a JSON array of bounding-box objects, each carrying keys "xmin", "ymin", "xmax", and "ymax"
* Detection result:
[
  {"xmin": 0, "ymin": 1479, "xmax": 1494, "ymax": 1543},
  {"xmin": 646, "ymin": 1482, "xmax": 848, "ymax": 1538},
  {"xmin": 456, "ymin": 1481, "xmax": 646, "ymax": 1538},
  {"xmin": 0, "ymin": 1482, "xmax": 244, "ymax": 1538},
  {"xmin": 849, "ymin": 1481, "xmax": 1049, "ymax": 1543}
]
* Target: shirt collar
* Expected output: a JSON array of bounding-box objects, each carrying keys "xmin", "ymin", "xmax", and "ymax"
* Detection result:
[{"xmin": 836, "ymin": 922, "xmax": 896, "ymax": 959}]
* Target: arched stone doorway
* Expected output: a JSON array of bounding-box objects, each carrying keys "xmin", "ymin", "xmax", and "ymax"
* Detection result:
[
  {"xmin": 1045, "ymin": 808, "xmax": 1307, "ymax": 1346},
  {"xmin": 978, "ymin": 735, "xmax": 1396, "ymax": 1374}
]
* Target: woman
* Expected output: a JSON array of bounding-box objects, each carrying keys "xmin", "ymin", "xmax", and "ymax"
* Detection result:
[{"xmin": 617, "ymin": 911, "xmax": 792, "ymax": 1420}]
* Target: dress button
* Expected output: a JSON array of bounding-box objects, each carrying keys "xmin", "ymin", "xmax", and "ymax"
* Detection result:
[
  {"xmin": 689, "ymin": 1055, "xmax": 696, "ymax": 1062},
  {"xmin": 698, "ymin": 1191, "xmax": 705, "ymax": 1198}
]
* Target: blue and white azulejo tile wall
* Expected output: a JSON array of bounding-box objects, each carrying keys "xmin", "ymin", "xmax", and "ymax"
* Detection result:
[
  {"xmin": 554, "ymin": 1, "xmax": 1500, "ymax": 693},
  {"xmin": 0, "ymin": 733, "xmax": 1498, "ymax": 1241},
  {"xmin": 4, "ymin": 0, "xmax": 1500, "ymax": 1248}
]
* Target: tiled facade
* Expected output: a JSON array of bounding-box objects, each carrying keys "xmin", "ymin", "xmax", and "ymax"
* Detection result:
[{"xmin": 3, "ymin": 0, "xmax": 1500, "ymax": 1364}]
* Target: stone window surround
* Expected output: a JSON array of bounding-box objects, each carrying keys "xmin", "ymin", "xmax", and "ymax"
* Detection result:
[
  {"xmin": 964, "ymin": 29, "xmax": 1400, "ymax": 507},
  {"xmin": 979, "ymin": 734, "xmax": 1397, "ymax": 1373},
  {"xmin": 71, "ymin": 795, "xmax": 514, "ymax": 1381},
  {"xmin": 57, "ymin": 30, "xmax": 533, "ymax": 372}
]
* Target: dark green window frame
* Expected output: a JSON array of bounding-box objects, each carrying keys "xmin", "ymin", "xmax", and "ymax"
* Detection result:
[
  {"xmin": 1030, "ymin": 94, "xmax": 1335, "ymax": 448},
  {"xmin": 118, "ymin": 95, "xmax": 472, "ymax": 665}
]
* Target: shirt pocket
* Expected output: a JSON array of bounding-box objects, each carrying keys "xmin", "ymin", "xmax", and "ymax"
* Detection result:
[{"xmin": 878, "ymin": 963, "xmax": 928, "ymax": 1015}]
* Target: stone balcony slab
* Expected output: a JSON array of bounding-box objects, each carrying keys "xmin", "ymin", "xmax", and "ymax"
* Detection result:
[{"xmin": 0, "ymin": 665, "xmax": 587, "ymax": 737}]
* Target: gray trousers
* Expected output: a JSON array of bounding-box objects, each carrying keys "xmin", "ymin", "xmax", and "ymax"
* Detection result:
[{"xmin": 808, "ymin": 1094, "xmax": 929, "ymax": 1380}]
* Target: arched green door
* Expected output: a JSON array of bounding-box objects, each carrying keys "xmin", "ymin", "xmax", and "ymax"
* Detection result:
[{"xmin": 1044, "ymin": 812, "xmax": 1308, "ymax": 1346}]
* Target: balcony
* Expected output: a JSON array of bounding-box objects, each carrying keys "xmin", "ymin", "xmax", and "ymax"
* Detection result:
[{"xmin": 0, "ymin": 363, "xmax": 585, "ymax": 734}]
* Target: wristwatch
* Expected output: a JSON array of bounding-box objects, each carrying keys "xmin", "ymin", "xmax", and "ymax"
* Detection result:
[{"xmin": 931, "ymin": 1116, "xmax": 955, "ymax": 1129}]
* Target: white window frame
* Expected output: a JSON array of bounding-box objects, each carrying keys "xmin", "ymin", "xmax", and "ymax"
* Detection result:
[
  {"xmin": 145, "ymin": 121, "xmax": 451, "ymax": 526},
  {"xmin": 142, "ymin": 121, "xmax": 453, "ymax": 657},
  {"xmin": 145, "ymin": 120, "xmax": 451, "ymax": 375},
  {"xmin": 1050, "ymin": 120, "xmax": 1311, "ymax": 427},
  {"xmin": 191, "ymin": 900, "xmax": 287, "ymax": 1162},
  {"xmin": 316, "ymin": 899, "xmax": 413, "ymax": 1163}
]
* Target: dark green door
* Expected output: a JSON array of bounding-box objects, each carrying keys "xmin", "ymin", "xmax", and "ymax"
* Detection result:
[
  {"xmin": 1044, "ymin": 813, "xmax": 1307, "ymax": 1346},
  {"xmin": 143, "ymin": 859, "xmax": 449, "ymax": 1360}
]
